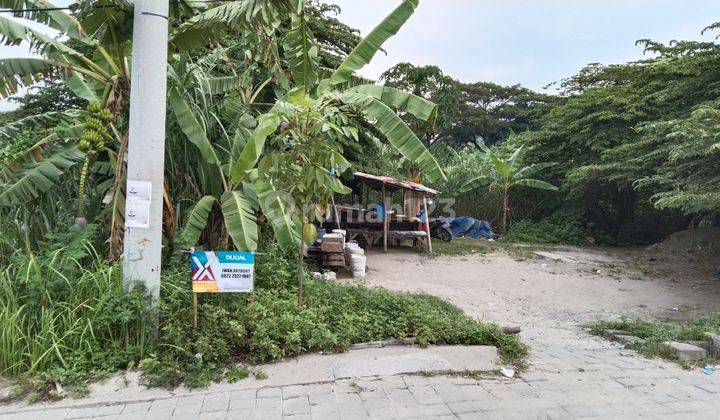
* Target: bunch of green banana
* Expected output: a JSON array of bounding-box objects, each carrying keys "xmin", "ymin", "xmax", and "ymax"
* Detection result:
[
  {"xmin": 78, "ymin": 102, "xmax": 113, "ymax": 153},
  {"xmin": 75, "ymin": 102, "xmax": 113, "ymax": 228}
]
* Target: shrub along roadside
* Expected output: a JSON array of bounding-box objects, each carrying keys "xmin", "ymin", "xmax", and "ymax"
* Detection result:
[
  {"xmin": 589, "ymin": 316, "xmax": 720, "ymax": 366},
  {"xmin": 1, "ymin": 235, "xmax": 524, "ymax": 399}
]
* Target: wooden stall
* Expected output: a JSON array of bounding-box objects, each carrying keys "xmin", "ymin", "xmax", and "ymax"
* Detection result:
[{"xmin": 331, "ymin": 172, "xmax": 439, "ymax": 253}]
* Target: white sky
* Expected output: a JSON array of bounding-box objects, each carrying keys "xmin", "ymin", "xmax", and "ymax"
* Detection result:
[
  {"xmin": 332, "ymin": 0, "xmax": 720, "ymax": 91},
  {"xmin": 1, "ymin": 0, "xmax": 719, "ymax": 111}
]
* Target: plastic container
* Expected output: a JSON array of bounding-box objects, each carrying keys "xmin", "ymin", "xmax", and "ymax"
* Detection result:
[
  {"xmin": 344, "ymin": 242, "xmax": 363, "ymax": 262},
  {"xmin": 350, "ymin": 254, "xmax": 367, "ymax": 278}
]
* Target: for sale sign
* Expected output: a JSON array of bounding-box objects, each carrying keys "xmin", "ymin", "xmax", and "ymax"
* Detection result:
[{"xmin": 190, "ymin": 251, "xmax": 254, "ymax": 293}]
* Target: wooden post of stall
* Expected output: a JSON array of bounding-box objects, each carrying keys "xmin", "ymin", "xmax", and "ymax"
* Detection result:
[
  {"xmin": 382, "ymin": 184, "xmax": 389, "ymax": 252},
  {"xmin": 423, "ymin": 193, "xmax": 433, "ymax": 253}
]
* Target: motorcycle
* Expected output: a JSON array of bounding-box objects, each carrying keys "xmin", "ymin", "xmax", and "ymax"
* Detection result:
[{"xmin": 429, "ymin": 217, "xmax": 453, "ymax": 242}]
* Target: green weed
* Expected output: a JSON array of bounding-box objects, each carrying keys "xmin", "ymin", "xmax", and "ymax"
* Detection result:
[{"xmin": 589, "ymin": 315, "xmax": 720, "ymax": 365}]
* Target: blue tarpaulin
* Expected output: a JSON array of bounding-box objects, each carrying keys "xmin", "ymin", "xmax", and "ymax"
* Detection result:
[{"xmin": 446, "ymin": 217, "xmax": 496, "ymax": 239}]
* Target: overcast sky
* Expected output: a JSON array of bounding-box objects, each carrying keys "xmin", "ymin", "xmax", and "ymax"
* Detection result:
[
  {"xmin": 1, "ymin": 0, "xmax": 719, "ymax": 110},
  {"xmin": 332, "ymin": 0, "xmax": 720, "ymax": 91}
]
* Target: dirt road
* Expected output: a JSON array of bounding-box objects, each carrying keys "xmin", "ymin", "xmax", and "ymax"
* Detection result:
[{"xmin": 364, "ymin": 245, "xmax": 720, "ymax": 329}]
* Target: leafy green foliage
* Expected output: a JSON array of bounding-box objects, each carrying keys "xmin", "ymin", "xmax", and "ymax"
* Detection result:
[
  {"xmin": 221, "ymin": 190, "xmax": 258, "ymax": 251},
  {"xmin": 505, "ymin": 213, "xmax": 587, "ymax": 246},
  {"xmin": 380, "ymin": 63, "xmax": 558, "ymax": 148},
  {"xmin": 178, "ymin": 195, "xmax": 216, "ymax": 247},
  {"xmin": 283, "ymin": 1, "xmax": 319, "ymax": 91},
  {"xmin": 0, "ymin": 227, "xmax": 153, "ymax": 398},
  {"xmin": 339, "ymin": 91, "xmax": 445, "ymax": 182},
  {"xmin": 169, "ymin": 87, "xmax": 221, "ymax": 165},
  {"xmin": 510, "ymin": 33, "xmax": 720, "ymax": 241},
  {"xmin": 305, "ymin": 3, "xmax": 360, "ymax": 69},
  {"xmin": 380, "ymin": 63, "xmax": 459, "ymax": 139},
  {"xmin": 0, "ymin": 143, "xmax": 85, "ymax": 207},
  {"xmin": 142, "ymin": 250, "xmax": 523, "ymax": 389},
  {"xmin": 1, "ymin": 226, "xmax": 523, "ymax": 395}
]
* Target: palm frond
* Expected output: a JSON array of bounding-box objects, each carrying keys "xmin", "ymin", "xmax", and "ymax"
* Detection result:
[
  {"xmin": 507, "ymin": 144, "xmax": 527, "ymax": 174},
  {"xmin": 179, "ymin": 195, "xmax": 216, "ymax": 247},
  {"xmin": 63, "ymin": 72, "xmax": 100, "ymax": 102},
  {"xmin": 0, "ymin": 144, "xmax": 85, "ymax": 206},
  {"xmin": 205, "ymin": 76, "xmax": 244, "ymax": 95},
  {"xmin": 328, "ymin": 0, "xmax": 418, "ymax": 86},
  {"xmin": 230, "ymin": 113, "xmax": 281, "ymax": 183},
  {"xmin": 459, "ymin": 175, "xmax": 493, "ymax": 193},
  {"xmin": 338, "ymin": 91, "xmax": 445, "ymax": 182},
  {"xmin": 348, "ymin": 84, "xmax": 437, "ymax": 122},
  {"xmin": 254, "ymin": 176, "xmax": 300, "ymax": 252},
  {"xmin": 0, "ymin": 57, "xmax": 55, "ymax": 98},
  {"xmin": 0, "ymin": 109, "xmax": 79, "ymax": 143},
  {"xmin": 168, "ymin": 87, "xmax": 221, "ymax": 165},
  {"xmin": 221, "ymin": 190, "xmax": 258, "ymax": 251},
  {"xmin": 512, "ymin": 178, "xmax": 558, "ymax": 191},
  {"xmin": 283, "ymin": 2, "xmax": 319, "ymax": 91},
  {"xmin": 173, "ymin": 0, "xmax": 293, "ymax": 49},
  {"xmin": 0, "ymin": 1, "xmax": 83, "ymax": 38}
]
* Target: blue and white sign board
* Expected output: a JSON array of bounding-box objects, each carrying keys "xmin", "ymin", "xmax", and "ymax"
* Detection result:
[{"xmin": 190, "ymin": 251, "xmax": 254, "ymax": 293}]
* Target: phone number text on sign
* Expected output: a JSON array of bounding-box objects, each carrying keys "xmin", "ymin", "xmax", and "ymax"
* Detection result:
[{"xmin": 190, "ymin": 251, "xmax": 254, "ymax": 293}]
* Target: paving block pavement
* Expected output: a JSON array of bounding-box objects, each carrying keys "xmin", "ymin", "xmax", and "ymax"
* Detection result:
[{"xmin": 2, "ymin": 327, "xmax": 720, "ymax": 419}]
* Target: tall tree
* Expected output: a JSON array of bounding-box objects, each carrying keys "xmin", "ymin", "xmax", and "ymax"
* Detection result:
[
  {"xmin": 510, "ymin": 27, "xmax": 720, "ymax": 241},
  {"xmin": 380, "ymin": 63, "xmax": 557, "ymax": 149}
]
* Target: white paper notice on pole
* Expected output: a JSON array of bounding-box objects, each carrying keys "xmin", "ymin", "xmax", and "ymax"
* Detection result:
[
  {"xmin": 126, "ymin": 180, "xmax": 152, "ymax": 229},
  {"xmin": 126, "ymin": 202, "xmax": 151, "ymax": 228},
  {"xmin": 127, "ymin": 180, "xmax": 152, "ymax": 203}
]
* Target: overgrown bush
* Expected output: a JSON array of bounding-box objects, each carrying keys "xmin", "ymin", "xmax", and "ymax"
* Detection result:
[{"xmin": 505, "ymin": 213, "xmax": 587, "ymax": 245}]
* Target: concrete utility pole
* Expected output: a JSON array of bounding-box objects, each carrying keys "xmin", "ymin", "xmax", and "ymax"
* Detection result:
[{"xmin": 122, "ymin": 0, "xmax": 170, "ymax": 300}]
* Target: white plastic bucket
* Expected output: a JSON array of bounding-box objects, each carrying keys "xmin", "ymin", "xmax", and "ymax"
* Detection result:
[
  {"xmin": 351, "ymin": 254, "xmax": 367, "ymax": 278},
  {"xmin": 345, "ymin": 242, "xmax": 361, "ymax": 261}
]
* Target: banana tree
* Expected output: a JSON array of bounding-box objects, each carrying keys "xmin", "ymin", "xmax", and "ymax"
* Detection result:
[
  {"xmin": 0, "ymin": 0, "xmax": 137, "ymax": 250},
  {"xmin": 460, "ymin": 143, "xmax": 558, "ymax": 234},
  {"xmin": 0, "ymin": 0, "xmax": 213, "ymax": 255},
  {"xmin": 175, "ymin": 0, "xmax": 444, "ymax": 300}
]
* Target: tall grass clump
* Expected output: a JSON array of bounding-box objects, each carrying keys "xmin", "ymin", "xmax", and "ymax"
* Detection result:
[{"xmin": 0, "ymin": 224, "xmax": 153, "ymax": 397}]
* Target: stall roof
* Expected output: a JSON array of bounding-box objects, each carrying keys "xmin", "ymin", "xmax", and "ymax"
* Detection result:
[{"xmin": 354, "ymin": 172, "xmax": 439, "ymax": 195}]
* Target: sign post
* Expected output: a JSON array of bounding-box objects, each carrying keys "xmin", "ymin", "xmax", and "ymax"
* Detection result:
[{"xmin": 190, "ymin": 250, "xmax": 255, "ymax": 329}]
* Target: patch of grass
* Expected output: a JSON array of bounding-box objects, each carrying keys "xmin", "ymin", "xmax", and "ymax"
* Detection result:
[
  {"xmin": 431, "ymin": 238, "xmax": 493, "ymax": 256},
  {"xmin": 589, "ymin": 315, "xmax": 720, "ymax": 366},
  {"xmin": 2, "ymin": 236, "xmax": 525, "ymax": 398},
  {"xmin": 431, "ymin": 237, "xmax": 548, "ymax": 260},
  {"xmin": 143, "ymin": 260, "xmax": 526, "ymax": 389},
  {"xmin": 0, "ymin": 226, "xmax": 153, "ymax": 401}
]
